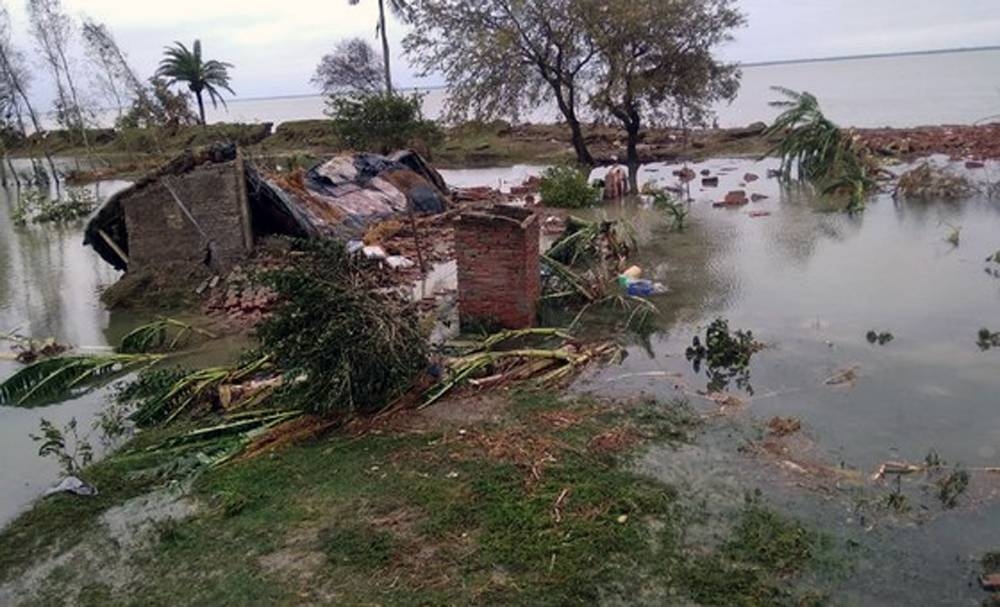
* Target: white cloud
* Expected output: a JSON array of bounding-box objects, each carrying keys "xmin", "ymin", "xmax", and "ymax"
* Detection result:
[{"xmin": 7, "ymin": 0, "xmax": 1000, "ymax": 110}]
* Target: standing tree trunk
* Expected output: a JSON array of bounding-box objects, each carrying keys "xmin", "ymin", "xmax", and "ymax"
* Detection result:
[
  {"xmin": 551, "ymin": 84, "xmax": 593, "ymax": 166},
  {"xmin": 195, "ymin": 90, "xmax": 206, "ymax": 125},
  {"xmin": 625, "ymin": 118, "xmax": 640, "ymax": 193},
  {"xmin": 378, "ymin": 0, "xmax": 393, "ymax": 95}
]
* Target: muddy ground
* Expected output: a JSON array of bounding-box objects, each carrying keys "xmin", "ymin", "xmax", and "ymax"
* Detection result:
[{"xmin": 13, "ymin": 120, "xmax": 1000, "ymax": 184}]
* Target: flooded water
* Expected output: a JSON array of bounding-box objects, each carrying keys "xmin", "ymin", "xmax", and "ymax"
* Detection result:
[
  {"xmin": 571, "ymin": 157, "xmax": 1000, "ymax": 604},
  {"xmin": 0, "ymin": 168, "xmax": 133, "ymax": 526},
  {"xmin": 3, "ymin": 151, "xmax": 1000, "ymax": 602},
  {"xmin": 124, "ymin": 48, "xmax": 1000, "ymax": 129}
]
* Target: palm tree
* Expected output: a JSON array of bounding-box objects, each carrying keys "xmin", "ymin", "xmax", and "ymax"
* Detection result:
[
  {"xmin": 348, "ymin": 0, "xmax": 411, "ymax": 95},
  {"xmin": 156, "ymin": 40, "xmax": 234, "ymax": 125}
]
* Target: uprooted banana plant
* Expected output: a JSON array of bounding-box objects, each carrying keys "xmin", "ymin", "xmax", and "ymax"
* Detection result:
[
  {"xmin": 126, "ymin": 355, "xmax": 276, "ymax": 427},
  {"xmin": 423, "ymin": 328, "xmax": 624, "ymax": 407},
  {"xmin": 765, "ymin": 87, "xmax": 878, "ymax": 211}
]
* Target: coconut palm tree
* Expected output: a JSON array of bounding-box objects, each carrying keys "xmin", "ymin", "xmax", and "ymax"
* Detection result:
[
  {"xmin": 156, "ymin": 40, "xmax": 234, "ymax": 125},
  {"xmin": 347, "ymin": 0, "xmax": 411, "ymax": 95}
]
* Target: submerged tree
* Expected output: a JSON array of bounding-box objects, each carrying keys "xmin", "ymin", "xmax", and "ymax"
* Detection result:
[
  {"xmin": 156, "ymin": 40, "xmax": 234, "ymax": 125},
  {"xmin": 584, "ymin": 0, "xmax": 743, "ymax": 191},
  {"xmin": 347, "ymin": 0, "xmax": 411, "ymax": 95},
  {"xmin": 26, "ymin": 0, "xmax": 92, "ymax": 155},
  {"xmin": 0, "ymin": 5, "xmax": 58, "ymax": 187},
  {"xmin": 765, "ymin": 88, "xmax": 876, "ymax": 211},
  {"xmin": 312, "ymin": 38, "xmax": 385, "ymax": 97},
  {"xmin": 405, "ymin": 0, "xmax": 598, "ymax": 165}
]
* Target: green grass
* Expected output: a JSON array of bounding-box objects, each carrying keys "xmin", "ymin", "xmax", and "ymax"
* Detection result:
[{"xmin": 0, "ymin": 391, "xmax": 846, "ymax": 605}]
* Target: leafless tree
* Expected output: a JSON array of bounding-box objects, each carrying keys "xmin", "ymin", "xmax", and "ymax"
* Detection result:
[
  {"xmin": 0, "ymin": 4, "xmax": 58, "ymax": 188},
  {"xmin": 312, "ymin": 38, "xmax": 385, "ymax": 97},
  {"xmin": 27, "ymin": 0, "xmax": 92, "ymax": 157}
]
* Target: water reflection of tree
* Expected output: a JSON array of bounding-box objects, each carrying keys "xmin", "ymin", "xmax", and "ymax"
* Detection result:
[{"xmin": 762, "ymin": 182, "xmax": 864, "ymax": 268}]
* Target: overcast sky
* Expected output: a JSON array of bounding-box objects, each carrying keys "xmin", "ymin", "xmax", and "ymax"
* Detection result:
[{"xmin": 7, "ymin": 0, "xmax": 1000, "ymax": 105}]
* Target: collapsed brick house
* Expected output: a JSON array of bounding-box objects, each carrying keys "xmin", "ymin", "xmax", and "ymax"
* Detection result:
[{"xmin": 84, "ymin": 144, "xmax": 450, "ymax": 274}]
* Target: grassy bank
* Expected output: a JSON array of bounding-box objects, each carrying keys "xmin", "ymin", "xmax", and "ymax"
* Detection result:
[
  {"xmin": 0, "ymin": 390, "xmax": 845, "ymax": 606},
  {"xmin": 8, "ymin": 120, "xmax": 775, "ymax": 182}
]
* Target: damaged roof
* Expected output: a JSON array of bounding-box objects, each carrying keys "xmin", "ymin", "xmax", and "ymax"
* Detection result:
[{"xmin": 84, "ymin": 145, "xmax": 451, "ymax": 271}]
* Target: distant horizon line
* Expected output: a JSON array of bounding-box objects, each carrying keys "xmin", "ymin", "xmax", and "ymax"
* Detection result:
[{"xmin": 226, "ymin": 45, "xmax": 1000, "ymax": 104}]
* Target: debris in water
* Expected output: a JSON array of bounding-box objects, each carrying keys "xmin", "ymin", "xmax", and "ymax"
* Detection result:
[
  {"xmin": 748, "ymin": 211, "xmax": 771, "ymax": 218},
  {"xmin": 767, "ymin": 416, "xmax": 802, "ymax": 437},
  {"xmin": 824, "ymin": 365, "xmax": 859, "ymax": 388},
  {"xmin": 936, "ymin": 468, "xmax": 970, "ymax": 509},
  {"xmin": 895, "ymin": 162, "xmax": 976, "ymax": 200},
  {"xmin": 944, "ymin": 224, "xmax": 961, "ymax": 247},
  {"xmin": 865, "ymin": 330, "xmax": 894, "ymax": 346},
  {"xmin": 712, "ymin": 190, "xmax": 749, "ymax": 207},
  {"xmin": 1, "ymin": 333, "xmax": 70, "ymax": 364},
  {"xmin": 44, "ymin": 476, "xmax": 99, "ymax": 498},
  {"xmin": 977, "ymin": 328, "xmax": 1000, "ymax": 351}
]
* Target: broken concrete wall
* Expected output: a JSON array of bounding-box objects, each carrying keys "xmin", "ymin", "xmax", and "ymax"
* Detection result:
[
  {"xmin": 456, "ymin": 205, "xmax": 540, "ymax": 330},
  {"xmin": 122, "ymin": 159, "xmax": 252, "ymax": 273}
]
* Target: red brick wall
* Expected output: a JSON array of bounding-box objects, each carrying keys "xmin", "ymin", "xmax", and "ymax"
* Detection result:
[{"xmin": 456, "ymin": 205, "xmax": 540, "ymax": 330}]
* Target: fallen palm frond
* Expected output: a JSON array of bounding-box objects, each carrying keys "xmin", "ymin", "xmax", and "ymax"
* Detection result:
[
  {"xmin": 118, "ymin": 317, "xmax": 217, "ymax": 354},
  {"xmin": 0, "ymin": 354, "xmax": 164, "ymax": 407},
  {"xmin": 448, "ymin": 328, "xmax": 576, "ymax": 355},
  {"xmin": 764, "ymin": 87, "xmax": 877, "ymax": 211},
  {"xmin": 894, "ymin": 162, "xmax": 977, "ymax": 200},
  {"xmin": 541, "ymin": 254, "xmax": 602, "ymax": 302},
  {"xmin": 143, "ymin": 409, "xmax": 305, "ymax": 468},
  {"xmin": 546, "ymin": 215, "xmax": 636, "ymax": 267},
  {"xmin": 128, "ymin": 355, "xmax": 274, "ymax": 427},
  {"xmin": 423, "ymin": 332, "xmax": 623, "ymax": 407}
]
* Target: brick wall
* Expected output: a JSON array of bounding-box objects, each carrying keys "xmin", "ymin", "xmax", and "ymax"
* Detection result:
[
  {"xmin": 456, "ymin": 205, "xmax": 540, "ymax": 330},
  {"xmin": 123, "ymin": 159, "xmax": 253, "ymax": 273}
]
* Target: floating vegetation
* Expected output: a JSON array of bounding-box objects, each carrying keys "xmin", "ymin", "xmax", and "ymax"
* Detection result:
[
  {"xmin": 764, "ymin": 87, "xmax": 877, "ymax": 212},
  {"xmin": 986, "ymin": 251, "xmax": 1000, "ymax": 279},
  {"xmin": 12, "ymin": 188, "xmax": 98, "ymax": 226},
  {"xmin": 118, "ymin": 317, "xmax": 217, "ymax": 354},
  {"xmin": 685, "ymin": 319, "xmax": 764, "ymax": 394},
  {"xmin": 895, "ymin": 162, "xmax": 976, "ymax": 200},
  {"xmin": 936, "ymin": 468, "xmax": 970, "ymax": 509},
  {"xmin": 977, "ymin": 328, "xmax": 1000, "ymax": 351},
  {"xmin": 647, "ymin": 187, "xmax": 688, "ymax": 231},
  {"xmin": 866, "ymin": 330, "xmax": 894, "ymax": 346},
  {"xmin": 943, "ymin": 223, "xmax": 962, "ymax": 247}
]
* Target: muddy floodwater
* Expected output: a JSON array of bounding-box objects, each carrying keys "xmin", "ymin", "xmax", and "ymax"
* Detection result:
[
  {"xmin": 573, "ymin": 157, "xmax": 1000, "ymax": 605},
  {"xmin": 0, "ymin": 171, "xmax": 133, "ymax": 526},
  {"xmin": 2, "ymin": 156, "xmax": 1000, "ymax": 603}
]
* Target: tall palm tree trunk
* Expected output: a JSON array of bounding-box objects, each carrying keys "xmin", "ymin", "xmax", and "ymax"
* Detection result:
[
  {"xmin": 378, "ymin": 0, "xmax": 393, "ymax": 95},
  {"xmin": 195, "ymin": 90, "xmax": 206, "ymax": 125}
]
